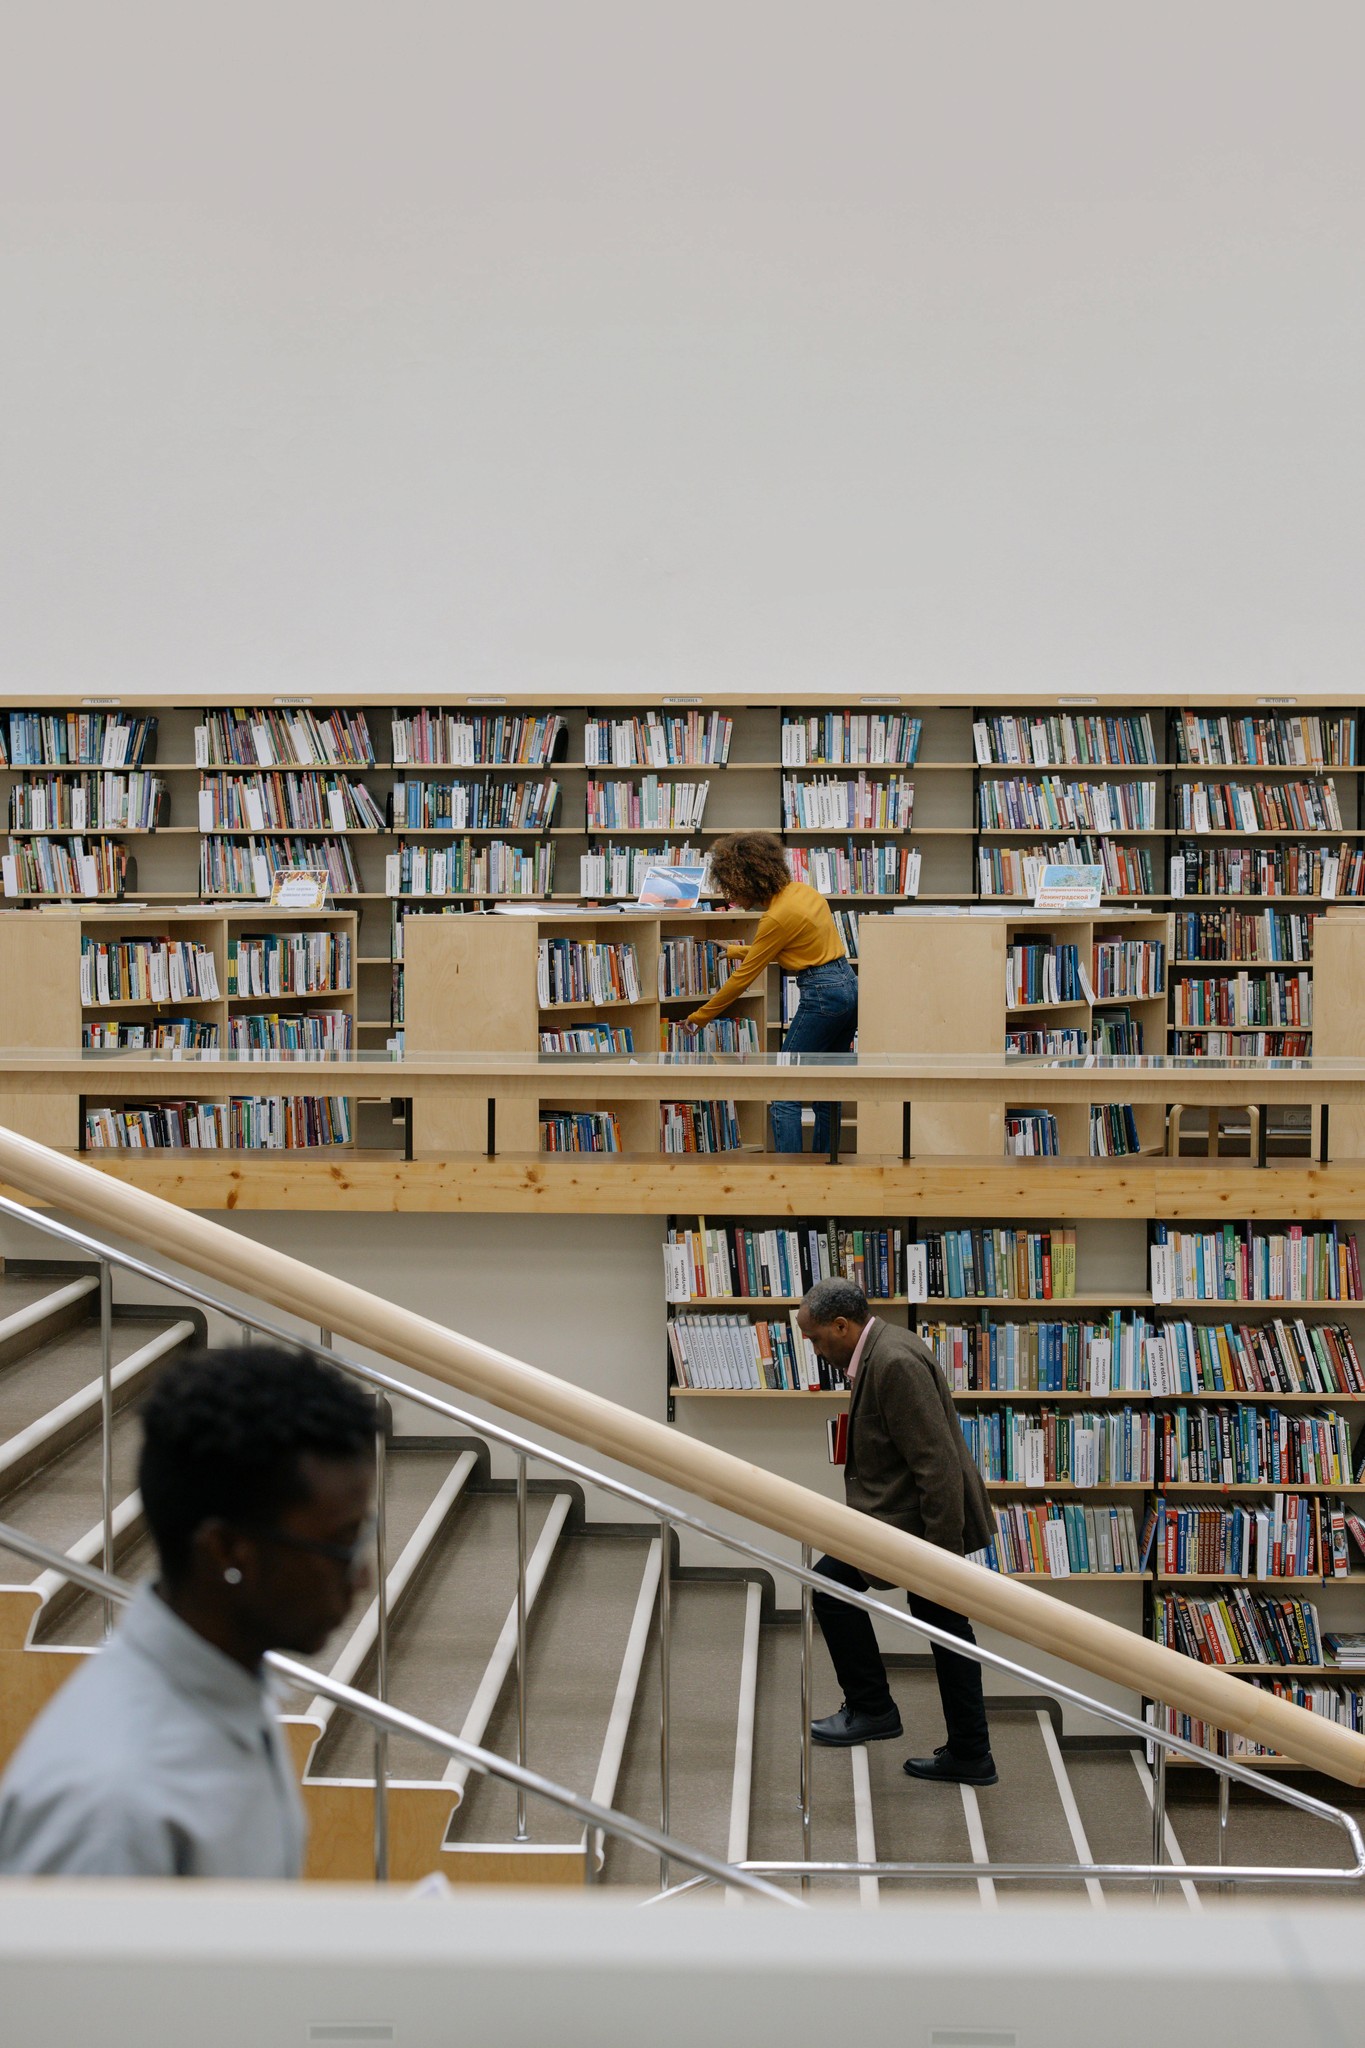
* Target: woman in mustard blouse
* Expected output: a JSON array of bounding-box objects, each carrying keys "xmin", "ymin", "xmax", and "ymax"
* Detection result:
[{"xmin": 686, "ymin": 832, "xmax": 857, "ymax": 1154}]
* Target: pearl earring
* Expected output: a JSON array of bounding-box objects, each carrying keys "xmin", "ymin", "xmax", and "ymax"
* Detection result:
[{"xmin": 223, "ymin": 1567, "xmax": 243, "ymax": 1586}]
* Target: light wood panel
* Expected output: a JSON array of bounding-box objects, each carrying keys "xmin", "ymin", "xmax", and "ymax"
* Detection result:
[
  {"xmin": 2, "ymin": 1125, "xmax": 1362, "ymax": 1783},
  {"xmin": 858, "ymin": 915, "xmax": 1002, "ymax": 1154},
  {"xmin": 1310, "ymin": 907, "xmax": 1365, "ymax": 1157},
  {"xmin": 0, "ymin": 916, "xmax": 81, "ymax": 1146},
  {"xmin": 13, "ymin": 1150, "xmax": 1365, "ymax": 1216}
]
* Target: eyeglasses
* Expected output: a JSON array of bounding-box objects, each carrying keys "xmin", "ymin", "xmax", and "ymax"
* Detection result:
[{"xmin": 251, "ymin": 1516, "xmax": 376, "ymax": 1571}]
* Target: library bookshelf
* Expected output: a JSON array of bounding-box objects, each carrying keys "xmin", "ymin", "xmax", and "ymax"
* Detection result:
[
  {"xmin": 3, "ymin": 695, "xmax": 1360, "ymax": 1075},
  {"xmin": 662, "ymin": 1208, "xmax": 1365, "ymax": 1767},
  {"xmin": 0, "ymin": 906, "xmax": 359, "ymax": 1152}
]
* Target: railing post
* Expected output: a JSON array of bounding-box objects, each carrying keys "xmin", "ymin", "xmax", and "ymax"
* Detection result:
[
  {"xmin": 373, "ymin": 1395, "xmax": 390, "ymax": 1883},
  {"xmin": 515, "ymin": 1452, "xmax": 529, "ymax": 1842},
  {"xmin": 659, "ymin": 1515, "xmax": 672, "ymax": 1892},
  {"xmin": 1151, "ymin": 1739, "xmax": 1167, "ymax": 1900},
  {"xmin": 799, "ymin": 1542, "xmax": 813, "ymax": 1895},
  {"xmin": 99, "ymin": 1260, "xmax": 114, "ymax": 1640},
  {"xmin": 1217, "ymin": 1769, "xmax": 1231, "ymax": 1894}
]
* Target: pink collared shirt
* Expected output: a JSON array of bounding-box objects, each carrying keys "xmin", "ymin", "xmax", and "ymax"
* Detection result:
[{"xmin": 845, "ymin": 1317, "xmax": 877, "ymax": 1386}]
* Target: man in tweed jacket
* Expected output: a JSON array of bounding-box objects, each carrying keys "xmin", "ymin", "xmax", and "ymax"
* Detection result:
[{"xmin": 796, "ymin": 1279, "xmax": 997, "ymax": 1785}]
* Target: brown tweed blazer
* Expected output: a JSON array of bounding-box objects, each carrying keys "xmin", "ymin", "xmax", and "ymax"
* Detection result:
[{"xmin": 844, "ymin": 1318, "xmax": 994, "ymax": 1557}]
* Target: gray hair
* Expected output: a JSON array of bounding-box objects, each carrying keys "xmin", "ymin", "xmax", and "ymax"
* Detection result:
[{"xmin": 801, "ymin": 1279, "xmax": 870, "ymax": 1326}]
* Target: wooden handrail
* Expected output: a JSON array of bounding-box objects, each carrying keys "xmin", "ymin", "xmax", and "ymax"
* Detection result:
[{"xmin": 0, "ymin": 1121, "xmax": 1362, "ymax": 1784}]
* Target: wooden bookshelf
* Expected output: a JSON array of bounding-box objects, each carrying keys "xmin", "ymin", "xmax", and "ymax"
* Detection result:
[
  {"xmin": 0, "ymin": 906, "xmax": 358, "ymax": 1152},
  {"xmin": 857, "ymin": 908, "xmax": 1173, "ymax": 1158}
]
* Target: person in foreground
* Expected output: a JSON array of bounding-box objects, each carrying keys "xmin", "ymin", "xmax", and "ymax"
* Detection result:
[
  {"xmin": 0, "ymin": 1344, "xmax": 377, "ymax": 1878},
  {"xmin": 797, "ymin": 1280, "xmax": 998, "ymax": 1786},
  {"xmin": 684, "ymin": 831, "xmax": 857, "ymax": 1154}
]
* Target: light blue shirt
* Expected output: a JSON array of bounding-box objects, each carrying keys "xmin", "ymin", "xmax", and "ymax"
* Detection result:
[{"xmin": 0, "ymin": 1584, "xmax": 306, "ymax": 1878}]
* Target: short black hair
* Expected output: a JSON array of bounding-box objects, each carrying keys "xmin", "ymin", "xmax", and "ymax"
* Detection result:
[
  {"xmin": 139, "ymin": 1345, "xmax": 378, "ymax": 1579},
  {"xmin": 801, "ymin": 1279, "xmax": 870, "ymax": 1325}
]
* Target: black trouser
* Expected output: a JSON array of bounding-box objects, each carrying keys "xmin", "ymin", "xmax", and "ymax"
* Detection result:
[{"xmin": 812, "ymin": 1552, "xmax": 992, "ymax": 1763}]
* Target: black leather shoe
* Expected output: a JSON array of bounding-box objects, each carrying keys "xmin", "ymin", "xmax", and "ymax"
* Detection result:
[
  {"xmin": 809, "ymin": 1703, "xmax": 903, "ymax": 1747},
  {"xmin": 902, "ymin": 1745, "xmax": 998, "ymax": 1786}
]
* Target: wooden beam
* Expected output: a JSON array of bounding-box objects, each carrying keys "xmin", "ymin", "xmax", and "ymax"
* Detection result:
[{"xmin": 11, "ymin": 1149, "xmax": 1365, "ymax": 1217}]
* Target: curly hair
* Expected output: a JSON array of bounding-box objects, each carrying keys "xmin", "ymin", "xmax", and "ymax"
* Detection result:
[
  {"xmin": 139, "ymin": 1345, "xmax": 378, "ymax": 1579},
  {"xmin": 706, "ymin": 832, "xmax": 792, "ymax": 908}
]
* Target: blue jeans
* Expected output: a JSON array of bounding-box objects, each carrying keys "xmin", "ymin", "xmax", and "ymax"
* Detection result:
[{"xmin": 771, "ymin": 957, "xmax": 859, "ymax": 1155}]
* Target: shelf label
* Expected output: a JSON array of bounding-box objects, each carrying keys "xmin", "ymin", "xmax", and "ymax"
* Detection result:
[
  {"xmin": 80, "ymin": 696, "xmax": 121, "ymax": 706},
  {"xmin": 270, "ymin": 867, "xmax": 330, "ymax": 910}
]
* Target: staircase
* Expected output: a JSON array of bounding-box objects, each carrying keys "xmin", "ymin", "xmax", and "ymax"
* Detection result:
[{"xmin": 1, "ymin": 1255, "xmax": 1363, "ymax": 1904}]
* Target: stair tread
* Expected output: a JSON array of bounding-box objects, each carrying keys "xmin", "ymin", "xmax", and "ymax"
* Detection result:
[
  {"xmin": 603, "ymin": 1577, "xmax": 752, "ymax": 1885},
  {"xmin": 316, "ymin": 1488, "xmax": 566, "ymax": 1782},
  {"xmin": 453, "ymin": 1527, "xmax": 655, "ymax": 1845},
  {"xmin": 0, "ymin": 1318, "xmax": 188, "ymax": 1443}
]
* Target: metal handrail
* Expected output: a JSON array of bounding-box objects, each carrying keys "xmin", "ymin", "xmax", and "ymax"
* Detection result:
[
  {"xmin": 0, "ymin": 1187, "xmax": 1362, "ymax": 1895},
  {"xmin": 0, "ymin": 1520, "xmax": 796, "ymax": 1907}
]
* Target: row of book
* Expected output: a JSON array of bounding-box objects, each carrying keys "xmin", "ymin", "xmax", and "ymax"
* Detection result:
[
  {"xmin": 666, "ymin": 1313, "xmax": 825, "ymax": 1391},
  {"xmin": 1171, "ymin": 843, "xmax": 1365, "ymax": 897},
  {"xmin": 539, "ymin": 1025, "xmax": 635, "ymax": 1053},
  {"xmin": 906, "ymin": 1226, "xmax": 1080, "ymax": 1300},
  {"xmin": 83, "ymin": 1095, "xmax": 354, "ymax": 1148},
  {"xmin": 780, "ymin": 774, "xmax": 915, "ymax": 830},
  {"xmin": 781, "ymin": 713, "xmax": 921, "ymax": 766},
  {"xmin": 972, "ymin": 714, "xmax": 1157, "ymax": 768},
  {"xmin": 389, "ymin": 778, "xmax": 559, "ymax": 831},
  {"xmin": 979, "ymin": 842, "xmax": 1156, "ymax": 897},
  {"xmin": 1170, "ymin": 1029, "xmax": 1311, "ymax": 1057},
  {"xmin": 978, "ymin": 776, "xmax": 1158, "ymax": 832},
  {"xmin": 195, "ymin": 708, "xmax": 375, "ymax": 768},
  {"xmin": 583, "ymin": 778, "xmax": 709, "ymax": 831},
  {"xmin": 1149, "ymin": 1224, "xmax": 1363, "ymax": 1303},
  {"xmin": 390, "ymin": 712, "xmax": 566, "ymax": 766},
  {"xmin": 660, "ymin": 1017, "xmax": 762, "ymax": 1055},
  {"xmin": 199, "ymin": 839, "xmax": 359, "ymax": 898},
  {"xmin": 664, "ymin": 1221, "xmax": 905, "ymax": 1302},
  {"xmin": 1090, "ymin": 1103, "xmax": 1142, "ymax": 1156},
  {"xmin": 1148, "ymin": 1495, "xmax": 1328, "ymax": 1579},
  {"xmin": 84, "ymin": 1019, "xmax": 219, "ymax": 1050},
  {"xmin": 225, "ymin": 1011, "xmax": 353, "ymax": 1053},
  {"xmin": 787, "ymin": 844, "xmax": 920, "ymax": 896},
  {"xmin": 960, "ymin": 1407, "xmax": 1159, "ymax": 1485},
  {"xmin": 81, "ymin": 937, "xmax": 220, "ymax": 1005},
  {"xmin": 9, "ymin": 772, "xmax": 166, "ymax": 831},
  {"xmin": 227, "ymin": 931, "xmax": 352, "ymax": 998},
  {"xmin": 1005, "ymin": 942, "xmax": 1091, "ymax": 1007},
  {"xmin": 1005, "ymin": 1028, "xmax": 1089, "ymax": 1055},
  {"xmin": 961, "ymin": 1405, "xmax": 1360, "ymax": 1489},
  {"xmin": 658, "ymin": 938, "xmax": 735, "ymax": 1001},
  {"xmin": 3, "ymin": 838, "xmax": 129, "ymax": 898},
  {"xmin": 4, "ymin": 712, "xmax": 157, "ymax": 767},
  {"xmin": 1091, "ymin": 1008, "xmax": 1145, "ymax": 1055},
  {"xmin": 384, "ymin": 841, "xmax": 555, "ymax": 897},
  {"xmin": 1092, "ymin": 937, "xmax": 1166, "ymax": 998},
  {"xmin": 579, "ymin": 845, "xmax": 704, "ymax": 896},
  {"xmin": 584, "ymin": 713, "xmax": 732, "ymax": 766},
  {"xmin": 1173, "ymin": 906, "xmax": 1315, "ymax": 962},
  {"xmin": 1174, "ymin": 779, "xmax": 1346, "ymax": 832},
  {"xmin": 1154, "ymin": 1406, "xmax": 1358, "ymax": 1488},
  {"xmin": 1171, "ymin": 711, "xmax": 1356, "ymax": 767},
  {"xmin": 923, "ymin": 1313, "xmax": 1365, "ymax": 1397},
  {"xmin": 981, "ymin": 1500, "xmax": 1142, "ymax": 1576},
  {"xmin": 1153, "ymin": 1588, "xmax": 1327, "ymax": 1667},
  {"xmin": 1171, "ymin": 971, "xmax": 1311, "ymax": 1028},
  {"xmin": 538, "ymin": 1111, "xmax": 622, "ymax": 1152},
  {"xmin": 659, "ymin": 1100, "xmax": 742, "ymax": 1152},
  {"xmin": 197, "ymin": 774, "xmax": 386, "ymax": 833},
  {"xmin": 1004, "ymin": 1110, "xmax": 1060, "ymax": 1156},
  {"xmin": 537, "ymin": 939, "xmax": 642, "ymax": 1007},
  {"xmin": 1149, "ymin": 1690, "xmax": 1365, "ymax": 1760}
]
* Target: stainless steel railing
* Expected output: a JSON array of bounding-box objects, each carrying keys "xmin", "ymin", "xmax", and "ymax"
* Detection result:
[
  {"xmin": 0, "ymin": 1186, "xmax": 1362, "ymax": 1899},
  {"xmin": 0, "ymin": 1522, "xmax": 796, "ymax": 1905}
]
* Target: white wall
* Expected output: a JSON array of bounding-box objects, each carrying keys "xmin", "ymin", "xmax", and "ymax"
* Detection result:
[{"xmin": 0, "ymin": 3, "xmax": 1362, "ymax": 698}]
